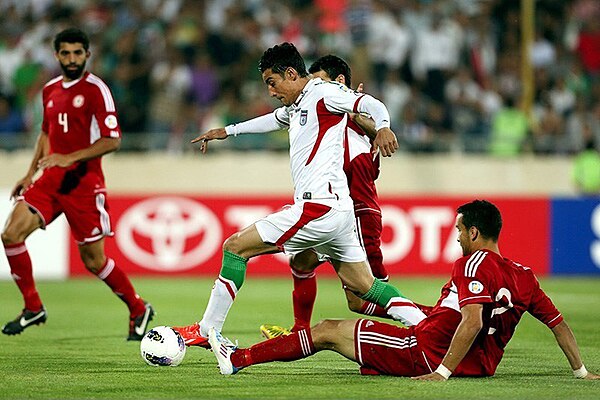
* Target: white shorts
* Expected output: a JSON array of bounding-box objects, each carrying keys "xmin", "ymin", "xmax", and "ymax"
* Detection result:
[{"xmin": 255, "ymin": 202, "xmax": 366, "ymax": 263}]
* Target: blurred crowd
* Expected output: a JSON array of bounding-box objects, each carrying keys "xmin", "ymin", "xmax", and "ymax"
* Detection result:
[{"xmin": 0, "ymin": 0, "xmax": 599, "ymax": 156}]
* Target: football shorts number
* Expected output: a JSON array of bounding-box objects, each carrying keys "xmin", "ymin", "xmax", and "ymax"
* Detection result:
[{"xmin": 58, "ymin": 112, "xmax": 68, "ymax": 133}]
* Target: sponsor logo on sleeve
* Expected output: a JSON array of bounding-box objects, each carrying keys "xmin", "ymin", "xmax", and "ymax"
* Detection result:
[
  {"xmin": 105, "ymin": 115, "xmax": 118, "ymax": 129},
  {"xmin": 468, "ymin": 280, "xmax": 484, "ymax": 294}
]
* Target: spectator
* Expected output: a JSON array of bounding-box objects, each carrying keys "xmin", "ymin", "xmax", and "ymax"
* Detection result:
[
  {"xmin": 532, "ymin": 95, "xmax": 566, "ymax": 154},
  {"xmin": 398, "ymin": 103, "xmax": 434, "ymax": 153},
  {"xmin": 489, "ymin": 97, "xmax": 529, "ymax": 157},
  {"xmin": 576, "ymin": 19, "xmax": 600, "ymax": 76},
  {"xmin": 0, "ymin": 95, "xmax": 25, "ymax": 150},
  {"xmin": 146, "ymin": 47, "xmax": 192, "ymax": 151},
  {"xmin": 572, "ymin": 133, "xmax": 600, "ymax": 194},
  {"xmin": 0, "ymin": 0, "xmax": 597, "ymax": 155}
]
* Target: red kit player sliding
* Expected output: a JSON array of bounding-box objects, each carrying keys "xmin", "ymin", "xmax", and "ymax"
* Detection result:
[{"xmin": 209, "ymin": 200, "xmax": 599, "ymax": 381}]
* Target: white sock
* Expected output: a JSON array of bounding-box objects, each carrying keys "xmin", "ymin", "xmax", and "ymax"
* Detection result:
[
  {"xmin": 199, "ymin": 276, "xmax": 238, "ymax": 337},
  {"xmin": 386, "ymin": 297, "xmax": 427, "ymax": 326}
]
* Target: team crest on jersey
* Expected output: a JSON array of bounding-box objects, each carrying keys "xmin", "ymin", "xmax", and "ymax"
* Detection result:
[
  {"xmin": 47, "ymin": 100, "xmax": 54, "ymax": 108},
  {"xmin": 300, "ymin": 110, "xmax": 308, "ymax": 126},
  {"xmin": 72, "ymin": 95, "xmax": 85, "ymax": 108},
  {"xmin": 468, "ymin": 280, "xmax": 484, "ymax": 294},
  {"xmin": 105, "ymin": 115, "xmax": 118, "ymax": 129}
]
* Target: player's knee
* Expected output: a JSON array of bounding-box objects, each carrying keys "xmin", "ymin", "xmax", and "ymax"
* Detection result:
[
  {"xmin": 311, "ymin": 320, "xmax": 341, "ymax": 349},
  {"xmin": 80, "ymin": 253, "xmax": 105, "ymax": 274},
  {"xmin": 289, "ymin": 255, "xmax": 310, "ymax": 273},
  {"xmin": 290, "ymin": 251, "xmax": 319, "ymax": 273},
  {"xmin": 222, "ymin": 233, "xmax": 243, "ymax": 254},
  {"xmin": 1, "ymin": 226, "xmax": 23, "ymax": 245}
]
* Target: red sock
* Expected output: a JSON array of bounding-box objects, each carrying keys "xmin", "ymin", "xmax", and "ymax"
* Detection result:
[
  {"xmin": 231, "ymin": 329, "xmax": 315, "ymax": 369},
  {"xmin": 359, "ymin": 301, "xmax": 389, "ymax": 318},
  {"xmin": 4, "ymin": 242, "xmax": 43, "ymax": 311},
  {"xmin": 96, "ymin": 258, "xmax": 145, "ymax": 316},
  {"xmin": 290, "ymin": 268, "xmax": 317, "ymax": 331}
]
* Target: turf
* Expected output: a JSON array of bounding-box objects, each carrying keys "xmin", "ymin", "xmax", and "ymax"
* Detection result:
[{"xmin": 0, "ymin": 277, "xmax": 598, "ymax": 399}]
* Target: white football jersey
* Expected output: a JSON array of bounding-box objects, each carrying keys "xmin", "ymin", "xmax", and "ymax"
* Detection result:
[
  {"xmin": 274, "ymin": 78, "xmax": 389, "ymax": 211},
  {"xmin": 226, "ymin": 77, "xmax": 391, "ymax": 212}
]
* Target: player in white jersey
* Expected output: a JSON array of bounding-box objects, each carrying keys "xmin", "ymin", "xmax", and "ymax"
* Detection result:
[
  {"xmin": 260, "ymin": 55, "xmax": 419, "ymax": 340},
  {"xmin": 173, "ymin": 43, "xmax": 426, "ymax": 347}
]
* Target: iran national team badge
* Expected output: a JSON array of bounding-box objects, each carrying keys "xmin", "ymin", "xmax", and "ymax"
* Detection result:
[
  {"xmin": 105, "ymin": 115, "xmax": 118, "ymax": 129},
  {"xmin": 300, "ymin": 110, "xmax": 308, "ymax": 126},
  {"xmin": 468, "ymin": 280, "xmax": 484, "ymax": 294},
  {"xmin": 73, "ymin": 95, "xmax": 85, "ymax": 108}
]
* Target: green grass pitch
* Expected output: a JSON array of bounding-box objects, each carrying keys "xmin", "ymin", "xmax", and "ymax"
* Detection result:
[{"xmin": 0, "ymin": 276, "xmax": 599, "ymax": 399}]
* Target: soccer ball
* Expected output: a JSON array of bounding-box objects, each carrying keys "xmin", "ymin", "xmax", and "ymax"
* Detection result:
[{"xmin": 140, "ymin": 326, "xmax": 186, "ymax": 367}]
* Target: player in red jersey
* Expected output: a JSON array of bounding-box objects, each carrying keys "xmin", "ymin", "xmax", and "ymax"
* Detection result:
[
  {"xmin": 209, "ymin": 200, "xmax": 599, "ymax": 380},
  {"xmin": 0, "ymin": 28, "xmax": 153, "ymax": 340},
  {"xmin": 260, "ymin": 55, "xmax": 427, "ymax": 339}
]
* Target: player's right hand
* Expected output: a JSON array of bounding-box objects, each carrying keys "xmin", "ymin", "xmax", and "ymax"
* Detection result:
[
  {"xmin": 191, "ymin": 128, "xmax": 228, "ymax": 154},
  {"xmin": 10, "ymin": 176, "xmax": 33, "ymax": 200}
]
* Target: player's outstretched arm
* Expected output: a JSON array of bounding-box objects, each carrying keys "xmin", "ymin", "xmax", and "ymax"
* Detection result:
[
  {"xmin": 552, "ymin": 320, "xmax": 600, "ymax": 380},
  {"xmin": 11, "ymin": 132, "xmax": 49, "ymax": 199},
  {"xmin": 191, "ymin": 127, "xmax": 228, "ymax": 154}
]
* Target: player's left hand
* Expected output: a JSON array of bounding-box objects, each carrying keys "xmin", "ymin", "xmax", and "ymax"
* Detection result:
[
  {"xmin": 373, "ymin": 127, "xmax": 399, "ymax": 157},
  {"xmin": 411, "ymin": 372, "xmax": 448, "ymax": 381},
  {"xmin": 38, "ymin": 154, "xmax": 74, "ymax": 169}
]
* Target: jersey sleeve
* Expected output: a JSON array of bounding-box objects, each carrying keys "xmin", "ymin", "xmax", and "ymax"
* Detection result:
[
  {"xmin": 527, "ymin": 274, "xmax": 564, "ymax": 328},
  {"xmin": 225, "ymin": 107, "xmax": 288, "ymax": 136},
  {"xmin": 322, "ymin": 83, "xmax": 391, "ymax": 131},
  {"xmin": 89, "ymin": 79, "xmax": 121, "ymax": 139},
  {"xmin": 452, "ymin": 252, "xmax": 495, "ymax": 308}
]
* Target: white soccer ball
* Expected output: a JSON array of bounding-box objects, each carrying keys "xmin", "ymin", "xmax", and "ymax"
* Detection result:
[{"xmin": 140, "ymin": 326, "xmax": 186, "ymax": 367}]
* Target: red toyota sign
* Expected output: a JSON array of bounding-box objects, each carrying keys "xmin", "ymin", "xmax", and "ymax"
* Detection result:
[{"xmin": 68, "ymin": 195, "xmax": 550, "ymax": 276}]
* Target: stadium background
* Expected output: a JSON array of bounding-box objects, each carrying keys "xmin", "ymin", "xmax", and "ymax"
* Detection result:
[{"xmin": 0, "ymin": 0, "xmax": 599, "ymax": 280}]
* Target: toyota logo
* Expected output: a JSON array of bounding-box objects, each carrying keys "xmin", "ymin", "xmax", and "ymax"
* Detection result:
[{"xmin": 116, "ymin": 197, "xmax": 222, "ymax": 271}]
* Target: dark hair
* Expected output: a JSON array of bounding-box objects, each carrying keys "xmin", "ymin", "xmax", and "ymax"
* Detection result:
[
  {"xmin": 457, "ymin": 200, "xmax": 502, "ymax": 241},
  {"xmin": 53, "ymin": 28, "xmax": 89, "ymax": 52},
  {"xmin": 309, "ymin": 54, "xmax": 352, "ymax": 88},
  {"xmin": 258, "ymin": 42, "xmax": 307, "ymax": 77}
]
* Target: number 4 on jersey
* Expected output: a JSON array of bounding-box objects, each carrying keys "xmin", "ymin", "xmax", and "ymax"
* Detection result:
[{"xmin": 58, "ymin": 112, "xmax": 68, "ymax": 133}]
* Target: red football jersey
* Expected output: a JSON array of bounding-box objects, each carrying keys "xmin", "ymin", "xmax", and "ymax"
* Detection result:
[
  {"xmin": 343, "ymin": 119, "xmax": 381, "ymax": 216},
  {"xmin": 41, "ymin": 71, "xmax": 121, "ymax": 190},
  {"xmin": 415, "ymin": 250, "xmax": 563, "ymax": 376}
]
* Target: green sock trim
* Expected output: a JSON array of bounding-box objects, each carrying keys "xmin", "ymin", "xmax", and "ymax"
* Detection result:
[
  {"xmin": 361, "ymin": 279, "xmax": 405, "ymax": 308},
  {"xmin": 220, "ymin": 250, "xmax": 247, "ymax": 290}
]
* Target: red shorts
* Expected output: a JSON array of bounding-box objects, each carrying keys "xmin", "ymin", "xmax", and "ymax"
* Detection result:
[
  {"xmin": 21, "ymin": 172, "xmax": 113, "ymax": 244},
  {"xmin": 354, "ymin": 319, "xmax": 432, "ymax": 377},
  {"xmin": 355, "ymin": 212, "xmax": 388, "ymax": 280}
]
